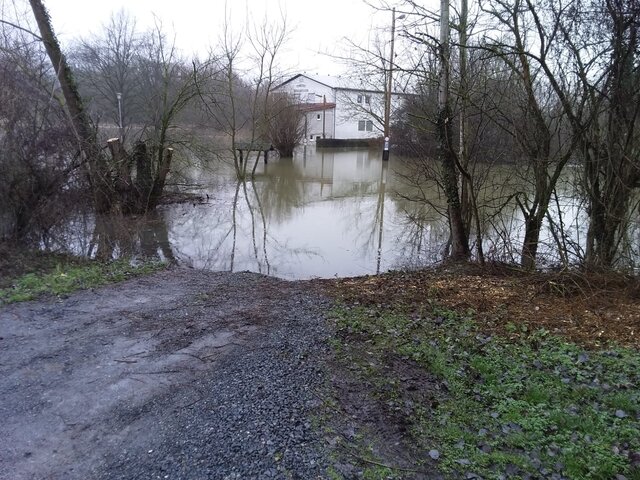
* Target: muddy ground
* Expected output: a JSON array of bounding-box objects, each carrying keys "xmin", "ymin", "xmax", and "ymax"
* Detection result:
[
  {"xmin": 0, "ymin": 268, "xmax": 332, "ymax": 479},
  {"xmin": 3, "ymin": 262, "xmax": 638, "ymax": 479}
]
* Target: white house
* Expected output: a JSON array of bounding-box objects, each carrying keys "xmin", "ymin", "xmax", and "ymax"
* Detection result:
[{"xmin": 273, "ymin": 74, "xmax": 399, "ymax": 142}]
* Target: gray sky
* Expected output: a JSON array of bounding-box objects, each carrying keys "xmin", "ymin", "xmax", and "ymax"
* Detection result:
[{"xmin": 41, "ymin": 0, "xmax": 394, "ymax": 76}]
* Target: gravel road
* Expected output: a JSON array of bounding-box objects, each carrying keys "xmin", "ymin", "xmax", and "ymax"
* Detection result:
[{"xmin": 0, "ymin": 268, "xmax": 332, "ymax": 479}]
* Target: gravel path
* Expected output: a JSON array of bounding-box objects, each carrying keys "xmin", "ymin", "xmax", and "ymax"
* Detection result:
[{"xmin": 0, "ymin": 269, "xmax": 332, "ymax": 480}]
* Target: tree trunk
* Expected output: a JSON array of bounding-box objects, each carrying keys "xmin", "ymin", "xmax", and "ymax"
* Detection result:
[
  {"xmin": 107, "ymin": 138, "xmax": 133, "ymax": 213},
  {"xmin": 521, "ymin": 214, "xmax": 543, "ymax": 270},
  {"xmin": 28, "ymin": 0, "xmax": 112, "ymax": 213},
  {"xmin": 584, "ymin": 0, "xmax": 640, "ymax": 269},
  {"xmin": 438, "ymin": 0, "xmax": 469, "ymax": 261},
  {"xmin": 148, "ymin": 147, "xmax": 174, "ymax": 211},
  {"xmin": 457, "ymin": 0, "xmax": 484, "ymax": 264},
  {"xmin": 586, "ymin": 168, "xmax": 633, "ymax": 268},
  {"xmin": 133, "ymin": 141, "xmax": 152, "ymax": 211}
]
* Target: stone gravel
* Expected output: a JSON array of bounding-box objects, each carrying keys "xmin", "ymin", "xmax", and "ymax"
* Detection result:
[
  {"xmin": 93, "ymin": 280, "xmax": 331, "ymax": 480},
  {"xmin": 0, "ymin": 269, "xmax": 332, "ymax": 480}
]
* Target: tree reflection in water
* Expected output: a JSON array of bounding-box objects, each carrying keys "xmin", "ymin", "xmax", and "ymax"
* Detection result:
[
  {"xmin": 89, "ymin": 211, "xmax": 176, "ymax": 264},
  {"xmin": 230, "ymin": 179, "xmax": 272, "ymax": 275},
  {"xmin": 41, "ymin": 146, "xmax": 616, "ymax": 278}
]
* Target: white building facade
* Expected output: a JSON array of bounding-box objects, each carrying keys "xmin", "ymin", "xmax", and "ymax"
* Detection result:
[{"xmin": 273, "ymin": 74, "xmax": 392, "ymax": 141}]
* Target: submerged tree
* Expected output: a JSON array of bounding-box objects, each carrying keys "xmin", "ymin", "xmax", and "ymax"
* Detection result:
[
  {"xmin": 27, "ymin": 1, "xmax": 197, "ymax": 215},
  {"xmin": 27, "ymin": 0, "xmax": 113, "ymax": 213},
  {"xmin": 479, "ymin": 0, "xmax": 577, "ymax": 269},
  {"xmin": 267, "ymin": 93, "xmax": 305, "ymax": 157},
  {"xmin": 0, "ymin": 30, "xmax": 79, "ymax": 241}
]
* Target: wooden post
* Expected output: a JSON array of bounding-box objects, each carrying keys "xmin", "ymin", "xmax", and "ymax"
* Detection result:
[
  {"xmin": 107, "ymin": 137, "xmax": 131, "ymax": 212},
  {"xmin": 107, "ymin": 137, "xmax": 130, "ymax": 187}
]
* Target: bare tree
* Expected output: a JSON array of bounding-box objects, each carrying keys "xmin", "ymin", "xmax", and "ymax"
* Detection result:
[
  {"xmin": 268, "ymin": 93, "xmax": 305, "ymax": 157},
  {"xmin": 481, "ymin": 0, "xmax": 640, "ymax": 269},
  {"xmin": 31, "ymin": 4, "xmax": 199, "ymax": 215},
  {"xmin": 72, "ymin": 10, "xmax": 139, "ymax": 139},
  {"xmin": 131, "ymin": 19, "xmax": 199, "ymax": 211},
  {"xmin": 478, "ymin": 0, "xmax": 577, "ymax": 269},
  {"xmin": 579, "ymin": 0, "xmax": 640, "ymax": 268},
  {"xmin": 438, "ymin": 0, "xmax": 470, "ymax": 260},
  {"xmin": 0, "ymin": 30, "xmax": 80, "ymax": 240},
  {"xmin": 27, "ymin": 0, "xmax": 113, "ymax": 213},
  {"xmin": 197, "ymin": 8, "xmax": 290, "ymax": 179}
]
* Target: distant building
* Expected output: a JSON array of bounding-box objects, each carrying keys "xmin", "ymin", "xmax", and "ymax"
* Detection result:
[{"xmin": 273, "ymin": 74, "xmax": 400, "ymax": 143}]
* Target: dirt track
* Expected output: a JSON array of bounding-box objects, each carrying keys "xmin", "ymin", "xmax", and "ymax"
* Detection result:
[{"xmin": 0, "ymin": 268, "xmax": 331, "ymax": 479}]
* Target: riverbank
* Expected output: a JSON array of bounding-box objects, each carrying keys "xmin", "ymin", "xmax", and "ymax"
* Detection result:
[
  {"xmin": 1, "ymin": 251, "xmax": 639, "ymax": 478},
  {"xmin": 323, "ymin": 267, "xmax": 640, "ymax": 478},
  {"xmin": 0, "ymin": 244, "xmax": 166, "ymax": 303}
]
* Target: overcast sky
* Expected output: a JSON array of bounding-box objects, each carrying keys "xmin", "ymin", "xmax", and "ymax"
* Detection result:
[{"xmin": 38, "ymin": 0, "xmax": 401, "ymax": 76}]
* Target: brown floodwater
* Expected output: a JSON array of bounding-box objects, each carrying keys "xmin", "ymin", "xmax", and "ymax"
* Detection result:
[{"xmin": 48, "ymin": 146, "xmax": 602, "ymax": 279}]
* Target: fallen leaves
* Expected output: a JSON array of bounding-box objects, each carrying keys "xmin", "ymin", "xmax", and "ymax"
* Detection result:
[{"xmin": 324, "ymin": 267, "xmax": 640, "ymax": 350}]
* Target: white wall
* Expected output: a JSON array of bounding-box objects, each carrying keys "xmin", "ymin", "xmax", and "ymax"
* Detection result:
[
  {"xmin": 275, "ymin": 76, "xmax": 336, "ymax": 141},
  {"xmin": 334, "ymin": 90, "xmax": 383, "ymax": 139},
  {"xmin": 275, "ymin": 75, "xmax": 405, "ymax": 140},
  {"xmin": 304, "ymin": 110, "xmax": 335, "ymax": 141},
  {"xmin": 277, "ymin": 76, "xmax": 335, "ymax": 105}
]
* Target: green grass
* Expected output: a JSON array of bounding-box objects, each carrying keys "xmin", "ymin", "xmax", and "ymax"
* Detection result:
[
  {"xmin": 331, "ymin": 304, "xmax": 640, "ymax": 479},
  {"xmin": 0, "ymin": 259, "xmax": 167, "ymax": 303}
]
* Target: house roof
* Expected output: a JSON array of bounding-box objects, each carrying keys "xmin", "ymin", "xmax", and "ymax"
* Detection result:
[{"xmin": 274, "ymin": 73, "xmax": 385, "ymax": 94}]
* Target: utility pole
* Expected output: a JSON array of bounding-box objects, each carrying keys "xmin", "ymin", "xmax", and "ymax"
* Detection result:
[
  {"xmin": 383, "ymin": 8, "xmax": 403, "ymax": 161},
  {"xmin": 322, "ymin": 94, "xmax": 326, "ymax": 138},
  {"xmin": 116, "ymin": 92, "xmax": 124, "ymax": 141}
]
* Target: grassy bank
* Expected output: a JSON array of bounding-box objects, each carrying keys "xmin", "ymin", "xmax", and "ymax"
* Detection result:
[
  {"xmin": 326, "ymin": 270, "xmax": 640, "ymax": 479},
  {"xmin": 0, "ymin": 247, "xmax": 166, "ymax": 304}
]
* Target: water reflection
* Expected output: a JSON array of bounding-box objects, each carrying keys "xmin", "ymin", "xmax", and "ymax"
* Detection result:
[
  {"xmin": 45, "ymin": 209, "xmax": 177, "ymax": 264},
  {"xmin": 89, "ymin": 211, "xmax": 176, "ymax": 263},
  {"xmin": 47, "ymin": 146, "xmax": 613, "ymax": 279},
  {"xmin": 173, "ymin": 146, "xmax": 454, "ymax": 279}
]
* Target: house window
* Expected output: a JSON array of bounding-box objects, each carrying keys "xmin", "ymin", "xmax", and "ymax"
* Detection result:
[
  {"xmin": 365, "ymin": 95, "xmax": 370, "ymax": 104},
  {"xmin": 310, "ymin": 135, "xmax": 314, "ymax": 139},
  {"xmin": 357, "ymin": 94, "xmax": 363, "ymax": 104},
  {"xmin": 316, "ymin": 113, "xmax": 321, "ymax": 120},
  {"xmin": 359, "ymin": 120, "xmax": 373, "ymax": 132}
]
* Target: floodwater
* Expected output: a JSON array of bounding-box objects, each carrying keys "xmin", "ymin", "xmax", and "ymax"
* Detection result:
[
  {"xmin": 183, "ymin": 148, "xmax": 451, "ymax": 279},
  {"xmin": 49, "ymin": 146, "xmax": 601, "ymax": 279}
]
